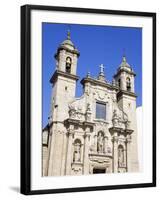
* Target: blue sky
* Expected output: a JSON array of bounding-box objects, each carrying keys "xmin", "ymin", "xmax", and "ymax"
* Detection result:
[{"xmin": 42, "ymin": 23, "xmax": 142, "ymax": 127}]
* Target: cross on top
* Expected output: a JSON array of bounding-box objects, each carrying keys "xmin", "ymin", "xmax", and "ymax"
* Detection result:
[
  {"xmin": 99, "ymin": 64, "xmax": 105, "ymax": 74},
  {"xmin": 67, "ymin": 24, "xmax": 71, "ymax": 40},
  {"xmin": 67, "ymin": 29, "xmax": 71, "ymax": 40}
]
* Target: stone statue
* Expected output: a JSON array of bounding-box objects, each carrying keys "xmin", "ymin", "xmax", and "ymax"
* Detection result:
[
  {"xmin": 86, "ymin": 103, "xmax": 91, "ymax": 111},
  {"xmin": 113, "ymin": 109, "xmax": 118, "ymax": 118},
  {"xmin": 97, "ymin": 132, "xmax": 104, "ymax": 153},
  {"xmin": 85, "ymin": 103, "xmax": 92, "ymax": 121},
  {"xmin": 118, "ymin": 147, "xmax": 124, "ymax": 167},
  {"xmin": 68, "ymin": 104, "xmax": 76, "ymax": 118},
  {"xmin": 112, "ymin": 109, "xmax": 119, "ymax": 127},
  {"xmin": 73, "ymin": 143, "xmax": 81, "ymax": 162}
]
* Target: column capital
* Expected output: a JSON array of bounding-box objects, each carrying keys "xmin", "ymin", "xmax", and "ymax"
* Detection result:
[
  {"xmin": 84, "ymin": 132, "xmax": 90, "ymax": 139},
  {"xmin": 67, "ymin": 129, "xmax": 75, "ymax": 137},
  {"xmin": 126, "ymin": 135, "xmax": 132, "ymax": 143},
  {"xmin": 84, "ymin": 126, "xmax": 91, "ymax": 132},
  {"xmin": 126, "ymin": 138, "xmax": 131, "ymax": 143},
  {"xmin": 112, "ymin": 136, "xmax": 118, "ymax": 143}
]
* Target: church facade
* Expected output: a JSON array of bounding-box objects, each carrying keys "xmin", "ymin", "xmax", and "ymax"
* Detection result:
[{"xmin": 42, "ymin": 31, "xmax": 139, "ymax": 176}]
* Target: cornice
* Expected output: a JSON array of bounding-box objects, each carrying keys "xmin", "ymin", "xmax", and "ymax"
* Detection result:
[
  {"xmin": 117, "ymin": 90, "xmax": 137, "ymax": 99},
  {"xmin": 55, "ymin": 46, "xmax": 80, "ymax": 57},
  {"xmin": 113, "ymin": 68, "xmax": 136, "ymax": 78},
  {"xmin": 50, "ymin": 70, "xmax": 79, "ymax": 84},
  {"xmin": 80, "ymin": 77, "xmax": 119, "ymax": 91}
]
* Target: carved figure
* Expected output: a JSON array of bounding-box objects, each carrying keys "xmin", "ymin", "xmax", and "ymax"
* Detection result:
[
  {"xmin": 118, "ymin": 146, "xmax": 124, "ymax": 167},
  {"xmin": 85, "ymin": 103, "xmax": 92, "ymax": 121},
  {"xmin": 68, "ymin": 104, "xmax": 76, "ymax": 118},
  {"xmin": 73, "ymin": 141, "xmax": 81, "ymax": 162},
  {"xmin": 97, "ymin": 132, "xmax": 104, "ymax": 153},
  {"xmin": 112, "ymin": 109, "xmax": 119, "ymax": 127}
]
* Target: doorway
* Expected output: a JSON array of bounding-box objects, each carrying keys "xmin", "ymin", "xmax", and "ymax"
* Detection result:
[{"xmin": 93, "ymin": 168, "xmax": 106, "ymax": 174}]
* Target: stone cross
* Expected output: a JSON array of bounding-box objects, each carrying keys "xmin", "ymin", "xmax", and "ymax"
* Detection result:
[
  {"xmin": 67, "ymin": 29, "xmax": 71, "ymax": 40},
  {"xmin": 99, "ymin": 64, "xmax": 105, "ymax": 74}
]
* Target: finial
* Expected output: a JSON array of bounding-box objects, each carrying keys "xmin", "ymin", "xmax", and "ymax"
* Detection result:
[
  {"xmin": 112, "ymin": 78, "xmax": 116, "ymax": 86},
  {"xmin": 87, "ymin": 71, "xmax": 90, "ymax": 78},
  {"xmin": 99, "ymin": 64, "xmax": 105, "ymax": 74},
  {"xmin": 122, "ymin": 55, "xmax": 126, "ymax": 62},
  {"xmin": 98, "ymin": 64, "xmax": 106, "ymax": 81},
  {"xmin": 67, "ymin": 29, "xmax": 71, "ymax": 40},
  {"xmin": 122, "ymin": 48, "xmax": 126, "ymax": 62}
]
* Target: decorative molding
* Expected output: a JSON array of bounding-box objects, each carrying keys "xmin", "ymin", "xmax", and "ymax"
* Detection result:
[
  {"xmin": 50, "ymin": 70, "xmax": 79, "ymax": 84},
  {"xmin": 80, "ymin": 77, "xmax": 119, "ymax": 91}
]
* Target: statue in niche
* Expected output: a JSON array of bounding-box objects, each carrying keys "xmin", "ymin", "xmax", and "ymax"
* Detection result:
[
  {"xmin": 112, "ymin": 109, "xmax": 119, "ymax": 127},
  {"xmin": 118, "ymin": 145, "xmax": 124, "ymax": 167},
  {"xmin": 97, "ymin": 132, "xmax": 104, "ymax": 153},
  {"xmin": 86, "ymin": 103, "xmax": 92, "ymax": 121},
  {"xmin": 73, "ymin": 140, "xmax": 81, "ymax": 162},
  {"xmin": 113, "ymin": 109, "xmax": 118, "ymax": 118},
  {"xmin": 86, "ymin": 103, "xmax": 91, "ymax": 111},
  {"xmin": 68, "ymin": 104, "xmax": 76, "ymax": 118}
]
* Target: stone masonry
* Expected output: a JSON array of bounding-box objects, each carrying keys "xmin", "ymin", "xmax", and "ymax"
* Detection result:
[{"xmin": 42, "ymin": 31, "xmax": 139, "ymax": 176}]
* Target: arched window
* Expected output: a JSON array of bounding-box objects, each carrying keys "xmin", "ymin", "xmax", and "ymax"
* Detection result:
[
  {"xmin": 118, "ymin": 145, "xmax": 124, "ymax": 167},
  {"xmin": 126, "ymin": 77, "xmax": 131, "ymax": 91},
  {"xmin": 73, "ymin": 139, "xmax": 81, "ymax": 162},
  {"xmin": 66, "ymin": 57, "xmax": 72, "ymax": 73},
  {"xmin": 97, "ymin": 131, "xmax": 104, "ymax": 153}
]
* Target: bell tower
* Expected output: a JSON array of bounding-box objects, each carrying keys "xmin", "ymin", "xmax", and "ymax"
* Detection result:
[
  {"xmin": 113, "ymin": 55, "xmax": 139, "ymax": 172},
  {"xmin": 49, "ymin": 30, "xmax": 80, "ymax": 122},
  {"xmin": 54, "ymin": 30, "xmax": 80, "ymax": 75},
  {"xmin": 47, "ymin": 31, "xmax": 80, "ymax": 176},
  {"xmin": 114, "ymin": 55, "xmax": 135, "ymax": 93}
]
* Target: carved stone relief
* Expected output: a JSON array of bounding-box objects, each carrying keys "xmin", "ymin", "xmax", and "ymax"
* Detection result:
[
  {"xmin": 112, "ymin": 108, "xmax": 128, "ymax": 129},
  {"xmin": 68, "ymin": 104, "xmax": 84, "ymax": 120}
]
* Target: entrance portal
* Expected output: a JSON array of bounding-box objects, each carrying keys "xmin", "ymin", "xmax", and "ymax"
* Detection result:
[{"xmin": 93, "ymin": 168, "xmax": 106, "ymax": 174}]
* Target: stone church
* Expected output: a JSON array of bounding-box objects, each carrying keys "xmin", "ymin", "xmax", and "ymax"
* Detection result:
[{"xmin": 42, "ymin": 31, "xmax": 139, "ymax": 176}]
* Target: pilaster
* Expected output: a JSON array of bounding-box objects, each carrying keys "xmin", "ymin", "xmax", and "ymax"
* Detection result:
[
  {"xmin": 112, "ymin": 133, "xmax": 119, "ymax": 173},
  {"xmin": 83, "ymin": 128, "xmax": 90, "ymax": 174},
  {"xmin": 126, "ymin": 136, "xmax": 132, "ymax": 172},
  {"xmin": 65, "ymin": 128, "xmax": 74, "ymax": 175}
]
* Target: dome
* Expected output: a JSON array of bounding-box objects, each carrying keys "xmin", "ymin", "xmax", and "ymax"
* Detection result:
[
  {"xmin": 55, "ymin": 30, "xmax": 80, "ymax": 57},
  {"xmin": 119, "ymin": 56, "xmax": 131, "ymax": 68},
  {"xmin": 61, "ymin": 39, "xmax": 74, "ymax": 47},
  {"xmin": 118, "ymin": 56, "xmax": 133, "ymax": 73},
  {"xmin": 60, "ymin": 30, "xmax": 75, "ymax": 51}
]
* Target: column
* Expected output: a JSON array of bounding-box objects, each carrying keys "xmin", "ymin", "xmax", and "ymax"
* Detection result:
[
  {"xmin": 94, "ymin": 134, "xmax": 98, "ymax": 153},
  {"xmin": 112, "ymin": 133, "xmax": 118, "ymax": 173},
  {"xmin": 47, "ymin": 129, "xmax": 56, "ymax": 176},
  {"xmin": 65, "ymin": 129, "xmax": 74, "ymax": 175},
  {"xmin": 83, "ymin": 130, "xmax": 90, "ymax": 174},
  {"xmin": 123, "ymin": 143, "xmax": 127, "ymax": 171},
  {"xmin": 60, "ymin": 132, "xmax": 67, "ymax": 175},
  {"xmin": 104, "ymin": 136, "xmax": 108, "ymax": 154},
  {"xmin": 126, "ymin": 136, "xmax": 132, "ymax": 172}
]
